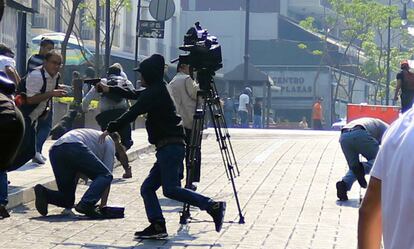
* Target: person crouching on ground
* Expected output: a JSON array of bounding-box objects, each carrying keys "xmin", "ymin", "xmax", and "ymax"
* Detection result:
[
  {"xmin": 33, "ymin": 128, "xmax": 125, "ymax": 218},
  {"xmin": 98, "ymin": 54, "xmax": 226, "ymax": 239},
  {"xmin": 336, "ymin": 117, "xmax": 388, "ymax": 201}
]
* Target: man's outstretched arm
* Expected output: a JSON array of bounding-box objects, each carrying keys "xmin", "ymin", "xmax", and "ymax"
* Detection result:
[{"xmin": 358, "ymin": 176, "xmax": 382, "ymax": 249}]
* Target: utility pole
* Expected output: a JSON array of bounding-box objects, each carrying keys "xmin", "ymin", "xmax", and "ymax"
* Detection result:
[
  {"xmin": 243, "ymin": 0, "xmax": 250, "ymax": 86},
  {"xmin": 104, "ymin": 0, "xmax": 110, "ymax": 72},
  {"xmin": 386, "ymin": 0, "xmax": 391, "ymax": 105},
  {"xmin": 95, "ymin": 0, "xmax": 100, "ymax": 76},
  {"xmin": 134, "ymin": 0, "xmax": 142, "ymax": 89}
]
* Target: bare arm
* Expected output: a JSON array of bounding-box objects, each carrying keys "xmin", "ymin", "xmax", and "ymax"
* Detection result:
[
  {"xmin": 358, "ymin": 176, "xmax": 382, "ymax": 249},
  {"xmin": 99, "ymin": 185, "xmax": 111, "ymax": 208},
  {"xmin": 26, "ymin": 89, "xmax": 67, "ymax": 105}
]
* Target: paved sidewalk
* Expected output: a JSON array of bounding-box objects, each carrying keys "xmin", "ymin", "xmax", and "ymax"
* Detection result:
[
  {"xmin": 1, "ymin": 129, "xmax": 364, "ymax": 249},
  {"xmin": 6, "ymin": 129, "xmax": 152, "ymax": 209}
]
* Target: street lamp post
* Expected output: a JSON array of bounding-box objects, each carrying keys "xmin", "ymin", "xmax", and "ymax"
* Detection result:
[{"xmin": 387, "ymin": 0, "xmax": 410, "ymax": 105}]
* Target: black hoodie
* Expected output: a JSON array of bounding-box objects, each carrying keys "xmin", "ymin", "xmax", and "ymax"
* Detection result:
[{"xmin": 106, "ymin": 54, "xmax": 185, "ymax": 145}]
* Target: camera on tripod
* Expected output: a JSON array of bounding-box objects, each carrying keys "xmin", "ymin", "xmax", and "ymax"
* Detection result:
[{"xmin": 172, "ymin": 22, "xmax": 222, "ymax": 90}]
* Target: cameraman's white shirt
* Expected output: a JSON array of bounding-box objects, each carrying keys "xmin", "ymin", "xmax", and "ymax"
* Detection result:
[
  {"xmin": 370, "ymin": 107, "xmax": 414, "ymax": 249},
  {"xmin": 168, "ymin": 72, "xmax": 199, "ymax": 129}
]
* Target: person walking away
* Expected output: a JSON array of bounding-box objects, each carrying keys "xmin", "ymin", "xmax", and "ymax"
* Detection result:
[
  {"xmin": 394, "ymin": 60, "xmax": 414, "ymax": 113},
  {"xmin": 336, "ymin": 117, "xmax": 388, "ymax": 201},
  {"xmin": 312, "ymin": 97, "xmax": 324, "ymax": 130},
  {"xmin": 97, "ymin": 54, "xmax": 226, "ymax": 239}
]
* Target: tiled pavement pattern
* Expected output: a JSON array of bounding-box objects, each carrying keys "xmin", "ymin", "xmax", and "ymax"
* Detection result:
[{"xmin": 0, "ymin": 129, "xmax": 363, "ymax": 249}]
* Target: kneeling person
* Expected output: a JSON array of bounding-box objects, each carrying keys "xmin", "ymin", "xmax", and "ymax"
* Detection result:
[
  {"xmin": 34, "ymin": 128, "xmax": 122, "ymax": 218},
  {"xmin": 336, "ymin": 118, "xmax": 389, "ymax": 201}
]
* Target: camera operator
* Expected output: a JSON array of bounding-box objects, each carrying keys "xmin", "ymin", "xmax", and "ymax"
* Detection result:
[
  {"xmin": 168, "ymin": 61, "xmax": 201, "ymax": 188},
  {"xmin": 82, "ymin": 64, "xmax": 134, "ymax": 178},
  {"xmin": 98, "ymin": 54, "xmax": 226, "ymax": 239},
  {"xmin": 33, "ymin": 129, "xmax": 124, "ymax": 218},
  {"xmin": 0, "ymin": 72, "xmax": 24, "ymax": 218}
]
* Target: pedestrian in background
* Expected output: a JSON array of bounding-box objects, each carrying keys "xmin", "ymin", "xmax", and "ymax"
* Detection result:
[
  {"xmin": 312, "ymin": 97, "xmax": 324, "ymax": 130},
  {"xmin": 26, "ymin": 37, "xmax": 54, "ymax": 73},
  {"xmin": 253, "ymin": 98, "xmax": 263, "ymax": 128},
  {"xmin": 358, "ymin": 109, "xmax": 414, "ymax": 249},
  {"xmin": 394, "ymin": 60, "xmax": 414, "ymax": 113},
  {"xmin": 238, "ymin": 87, "xmax": 251, "ymax": 128},
  {"xmin": 223, "ymin": 92, "xmax": 235, "ymax": 128},
  {"xmin": 336, "ymin": 117, "xmax": 388, "ymax": 201}
]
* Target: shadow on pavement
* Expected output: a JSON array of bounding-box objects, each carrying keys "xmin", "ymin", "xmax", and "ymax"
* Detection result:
[
  {"xmin": 54, "ymin": 242, "xmax": 134, "ymax": 249},
  {"xmin": 336, "ymin": 199, "xmax": 360, "ymax": 208}
]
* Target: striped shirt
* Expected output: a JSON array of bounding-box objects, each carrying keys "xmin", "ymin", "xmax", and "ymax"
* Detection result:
[{"xmin": 26, "ymin": 54, "xmax": 44, "ymax": 74}]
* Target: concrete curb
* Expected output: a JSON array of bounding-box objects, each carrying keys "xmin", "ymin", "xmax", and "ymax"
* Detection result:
[{"xmin": 7, "ymin": 144, "xmax": 154, "ymax": 210}]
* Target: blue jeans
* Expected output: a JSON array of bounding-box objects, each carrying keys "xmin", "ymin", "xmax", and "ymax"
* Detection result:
[
  {"xmin": 339, "ymin": 129, "xmax": 379, "ymax": 191},
  {"xmin": 238, "ymin": 111, "xmax": 248, "ymax": 128},
  {"xmin": 45, "ymin": 143, "xmax": 113, "ymax": 208},
  {"xmin": 140, "ymin": 144, "xmax": 212, "ymax": 223},
  {"xmin": 224, "ymin": 111, "xmax": 233, "ymax": 128},
  {"xmin": 36, "ymin": 110, "xmax": 53, "ymax": 154},
  {"xmin": 253, "ymin": 115, "xmax": 262, "ymax": 128},
  {"xmin": 0, "ymin": 171, "xmax": 7, "ymax": 205}
]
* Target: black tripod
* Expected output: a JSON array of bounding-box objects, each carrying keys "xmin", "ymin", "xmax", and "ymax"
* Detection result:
[{"xmin": 179, "ymin": 69, "xmax": 245, "ymax": 225}]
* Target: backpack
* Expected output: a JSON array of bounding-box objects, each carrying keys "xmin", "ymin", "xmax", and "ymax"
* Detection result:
[{"xmin": 402, "ymin": 70, "xmax": 414, "ymax": 90}]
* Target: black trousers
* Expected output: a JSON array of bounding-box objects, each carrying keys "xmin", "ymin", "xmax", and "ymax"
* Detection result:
[{"xmin": 184, "ymin": 128, "xmax": 201, "ymax": 183}]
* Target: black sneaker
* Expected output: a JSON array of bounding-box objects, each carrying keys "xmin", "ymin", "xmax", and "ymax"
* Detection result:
[
  {"xmin": 351, "ymin": 163, "xmax": 367, "ymax": 188},
  {"xmin": 34, "ymin": 184, "xmax": 48, "ymax": 216},
  {"xmin": 207, "ymin": 201, "xmax": 226, "ymax": 232},
  {"xmin": 134, "ymin": 221, "xmax": 168, "ymax": 239},
  {"xmin": 336, "ymin": 181, "xmax": 348, "ymax": 201},
  {"xmin": 0, "ymin": 204, "xmax": 10, "ymax": 218},
  {"xmin": 75, "ymin": 202, "xmax": 104, "ymax": 219}
]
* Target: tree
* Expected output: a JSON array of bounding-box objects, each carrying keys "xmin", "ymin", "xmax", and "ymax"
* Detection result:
[{"xmin": 61, "ymin": 0, "xmax": 83, "ymax": 69}]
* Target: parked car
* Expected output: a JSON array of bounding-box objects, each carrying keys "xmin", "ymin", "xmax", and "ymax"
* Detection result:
[{"xmin": 331, "ymin": 118, "xmax": 346, "ymax": 131}]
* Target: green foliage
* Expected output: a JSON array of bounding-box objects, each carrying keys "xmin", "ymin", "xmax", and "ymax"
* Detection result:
[
  {"xmin": 298, "ymin": 43, "xmax": 307, "ymax": 50},
  {"xmin": 312, "ymin": 50, "xmax": 323, "ymax": 56}
]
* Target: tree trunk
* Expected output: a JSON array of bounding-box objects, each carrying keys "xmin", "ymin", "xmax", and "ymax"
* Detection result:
[{"xmin": 61, "ymin": 0, "xmax": 82, "ymax": 70}]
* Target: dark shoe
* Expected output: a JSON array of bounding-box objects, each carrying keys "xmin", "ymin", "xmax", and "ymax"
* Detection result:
[
  {"xmin": 75, "ymin": 202, "xmax": 104, "ymax": 219},
  {"xmin": 0, "ymin": 205, "xmax": 10, "ymax": 218},
  {"xmin": 351, "ymin": 163, "xmax": 367, "ymax": 188},
  {"xmin": 134, "ymin": 221, "xmax": 168, "ymax": 239},
  {"xmin": 122, "ymin": 167, "xmax": 132, "ymax": 179},
  {"xmin": 336, "ymin": 181, "xmax": 348, "ymax": 201},
  {"xmin": 207, "ymin": 201, "xmax": 226, "ymax": 232},
  {"xmin": 34, "ymin": 184, "xmax": 48, "ymax": 216}
]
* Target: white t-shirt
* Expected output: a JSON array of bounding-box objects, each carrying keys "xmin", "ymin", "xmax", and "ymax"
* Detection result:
[
  {"xmin": 26, "ymin": 68, "xmax": 59, "ymax": 122},
  {"xmin": 0, "ymin": 55, "xmax": 16, "ymax": 72},
  {"xmin": 238, "ymin": 93, "xmax": 249, "ymax": 112},
  {"xmin": 53, "ymin": 128, "xmax": 115, "ymax": 172},
  {"xmin": 370, "ymin": 108, "xmax": 414, "ymax": 249}
]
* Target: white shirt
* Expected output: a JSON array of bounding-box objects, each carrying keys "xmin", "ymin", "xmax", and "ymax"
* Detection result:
[
  {"xmin": 238, "ymin": 93, "xmax": 249, "ymax": 112},
  {"xmin": 53, "ymin": 128, "xmax": 115, "ymax": 172},
  {"xmin": 370, "ymin": 108, "xmax": 414, "ymax": 249},
  {"xmin": 0, "ymin": 55, "xmax": 16, "ymax": 72},
  {"xmin": 168, "ymin": 72, "xmax": 199, "ymax": 129},
  {"xmin": 26, "ymin": 68, "xmax": 59, "ymax": 122}
]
